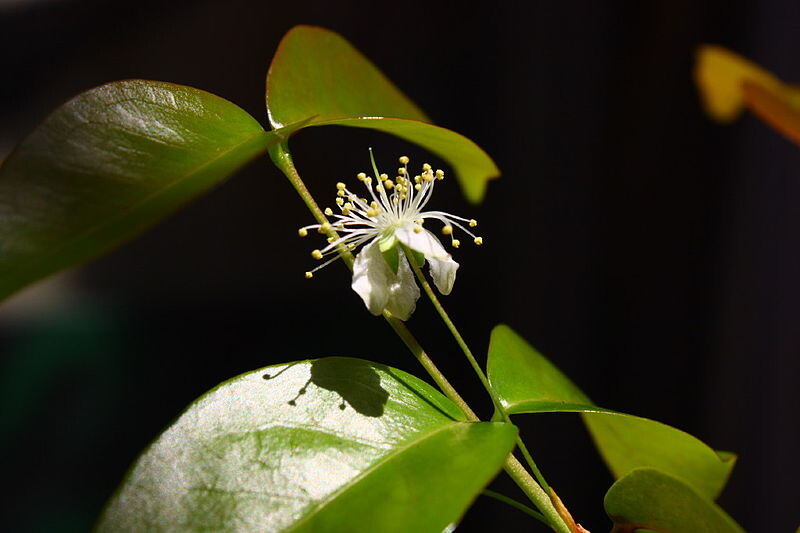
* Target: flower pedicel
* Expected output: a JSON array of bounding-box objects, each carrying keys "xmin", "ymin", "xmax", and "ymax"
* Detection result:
[{"xmin": 299, "ymin": 154, "xmax": 483, "ymax": 320}]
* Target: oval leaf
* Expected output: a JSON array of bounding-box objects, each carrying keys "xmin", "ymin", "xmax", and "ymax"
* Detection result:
[
  {"xmin": 487, "ymin": 324, "xmax": 735, "ymax": 500},
  {"xmin": 97, "ymin": 357, "xmax": 517, "ymax": 532},
  {"xmin": 266, "ymin": 25, "xmax": 429, "ymax": 128},
  {"xmin": 604, "ymin": 468, "xmax": 744, "ymax": 533},
  {"xmin": 266, "ymin": 25, "xmax": 500, "ymax": 203},
  {"xmin": 0, "ymin": 80, "xmax": 274, "ymax": 303}
]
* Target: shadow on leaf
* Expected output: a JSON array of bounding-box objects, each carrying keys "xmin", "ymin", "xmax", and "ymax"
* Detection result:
[{"xmin": 308, "ymin": 357, "xmax": 389, "ymax": 417}]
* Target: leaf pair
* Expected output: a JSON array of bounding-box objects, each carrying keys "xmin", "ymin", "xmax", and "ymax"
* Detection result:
[
  {"xmin": 0, "ymin": 26, "xmax": 498, "ymax": 303},
  {"xmin": 96, "ymin": 358, "xmax": 517, "ymax": 532},
  {"xmin": 486, "ymin": 324, "xmax": 743, "ymax": 532}
]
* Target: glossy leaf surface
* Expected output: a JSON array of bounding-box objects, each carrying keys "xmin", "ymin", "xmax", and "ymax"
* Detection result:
[
  {"xmin": 97, "ymin": 357, "xmax": 517, "ymax": 532},
  {"xmin": 605, "ymin": 468, "xmax": 744, "ymax": 533},
  {"xmin": 487, "ymin": 324, "xmax": 734, "ymax": 500},
  {"xmin": 0, "ymin": 80, "xmax": 274, "ymax": 302},
  {"xmin": 266, "ymin": 25, "xmax": 500, "ymax": 203}
]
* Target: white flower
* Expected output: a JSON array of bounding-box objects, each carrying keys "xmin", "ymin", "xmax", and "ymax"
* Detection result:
[{"xmin": 300, "ymin": 155, "xmax": 482, "ymax": 320}]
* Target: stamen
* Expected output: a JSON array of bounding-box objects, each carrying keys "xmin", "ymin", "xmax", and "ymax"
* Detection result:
[
  {"xmin": 474, "ymin": 237, "xmax": 483, "ymax": 245},
  {"xmin": 298, "ymin": 228, "xmax": 308, "ymax": 237},
  {"xmin": 311, "ymin": 249, "xmax": 323, "ymax": 259}
]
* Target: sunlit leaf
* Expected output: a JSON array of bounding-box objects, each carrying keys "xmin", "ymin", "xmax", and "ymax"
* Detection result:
[
  {"xmin": 0, "ymin": 80, "xmax": 275, "ymax": 303},
  {"xmin": 97, "ymin": 357, "xmax": 517, "ymax": 532},
  {"xmin": 266, "ymin": 25, "xmax": 500, "ymax": 203},
  {"xmin": 605, "ymin": 468, "xmax": 744, "ymax": 533},
  {"xmin": 486, "ymin": 324, "xmax": 735, "ymax": 500}
]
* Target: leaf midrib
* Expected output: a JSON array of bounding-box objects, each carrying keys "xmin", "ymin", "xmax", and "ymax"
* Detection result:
[{"xmin": 284, "ymin": 421, "xmax": 468, "ymax": 532}]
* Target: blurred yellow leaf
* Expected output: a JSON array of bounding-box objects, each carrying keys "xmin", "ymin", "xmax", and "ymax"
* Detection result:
[
  {"xmin": 694, "ymin": 45, "xmax": 780, "ymax": 123},
  {"xmin": 696, "ymin": 44, "xmax": 800, "ymax": 146},
  {"xmin": 742, "ymin": 81, "xmax": 800, "ymax": 145}
]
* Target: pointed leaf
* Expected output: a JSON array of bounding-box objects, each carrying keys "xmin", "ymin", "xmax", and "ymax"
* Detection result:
[
  {"xmin": 266, "ymin": 25, "xmax": 499, "ymax": 203},
  {"xmin": 0, "ymin": 80, "xmax": 274, "ymax": 302},
  {"xmin": 97, "ymin": 357, "xmax": 517, "ymax": 532},
  {"xmin": 487, "ymin": 324, "xmax": 735, "ymax": 500},
  {"xmin": 605, "ymin": 468, "xmax": 744, "ymax": 533}
]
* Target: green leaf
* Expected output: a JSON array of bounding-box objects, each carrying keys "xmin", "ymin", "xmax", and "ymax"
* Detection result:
[
  {"xmin": 0, "ymin": 80, "xmax": 274, "ymax": 303},
  {"xmin": 487, "ymin": 324, "xmax": 735, "ymax": 500},
  {"xmin": 266, "ymin": 25, "xmax": 500, "ymax": 203},
  {"xmin": 604, "ymin": 468, "xmax": 744, "ymax": 533},
  {"xmin": 97, "ymin": 357, "xmax": 517, "ymax": 532}
]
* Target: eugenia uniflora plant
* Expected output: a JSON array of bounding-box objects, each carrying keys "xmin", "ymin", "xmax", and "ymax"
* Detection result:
[{"xmin": 0, "ymin": 25, "xmax": 750, "ymax": 532}]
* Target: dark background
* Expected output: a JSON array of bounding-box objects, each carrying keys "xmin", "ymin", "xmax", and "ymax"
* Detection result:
[{"xmin": 1, "ymin": 1, "xmax": 798, "ymax": 531}]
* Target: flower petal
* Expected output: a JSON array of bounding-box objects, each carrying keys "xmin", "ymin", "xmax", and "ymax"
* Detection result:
[
  {"xmin": 351, "ymin": 240, "xmax": 391, "ymax": 316},
  {"xmin": 384, "ymin": 253, "xmax": 419, "ymax": 320},
  {"xmin": 428, "ymin": 255, "xmax": 459, "ymax": 295},
  {"xmin": 395, "ymin": 225, "xmax": 451, "ymax": 261},
  {"xmin": 351, "ymin": 239, "xmax": 420, "ymax": 320}
]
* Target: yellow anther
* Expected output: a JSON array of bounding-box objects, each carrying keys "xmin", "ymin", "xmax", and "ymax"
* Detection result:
[
  {"xmin": 324, "ymin": 207, "xmax": 333, "ymax": 216},
  {"xmin": 336, "ymin": 197, "xmax": 344, "ymax": 206},
  {"xmin": 452, "ymin": 239, "xmax": 461, "ymax": 248},
  {"xmin": 435, "ymin": 169, "xmax": 444, "ymax": 179},
  {"xmin": 422, "ymin": 163, "xmax": 432, "ymax": 171},
  {"xmin": 396, "ymin": 176, "xmax": 404, "ymax": 184},
  {"xmin": 380, "ymin": 173, "xmax": 388, "ymax": 181},
  {"xmin": 415, "ymin": 183, "xmax": 422, "ymax": 190},
  {"xmin": 400, "ymin": 194, "xmax": 407, "ymax": 200},
  {"xmin": 413, "ymin": 225, "xmax": 422, "ymax": 234},
  {"xmin": 357, "ymin": 172, "xmax": 367, "ymax": 181},
  {"xmin": 327, "ymin": 236, "xmax": 336, "ymax": 243},
  {"xmin": 305, "ymin": 271, "xmax": 313, "ymax": 279},
  {"xmin": 342, "ymin": 207, "xmax": 351, "ymax": 215},
  {"xmin": 474, "ymin": 237, "xmax": 483, "ymax": 245},
  {"xmin": 442, "ymin": 225, "xmax": 453, "ymax": 235},
  {"xmin": 318, "ymin": 223, "xmax": 331, "ymax": 234},
  {"xmin": 414, "ymin": 175, "xmax": 421, "ymax": 183},
  {"xmin": 337, "ymin": 190, "xmax": 346, "ymax": 197},
  {"xmin": 398, "ymin": 167, "xmax": 407, "ymax": 175},
  {"xmin": 311, "ymin": 249, "xmax": 323, "ymax": 260},
  {"xmin": 469, "ymin": 219, "xmax": 477, "ymax": 227},
  {"xmin": 385, "ymin": 180, "xmax": 394, "ymax": 189},
  {"xmin": 399, "ymin": 155, "xmax": 409, "ymax": 164},
  {"xmin": 367, "ymin": 208, "xmax": 380, "ymax": 217},
  {"xmin": 298, "ymin": 228, "xmax": 308, "ymax": 237},
  {"xmin": 344, "ymin": 202, "xmax": 353, "ymax": 209},
  {"xmin": 335, "ymin": 222, "xmax": 344, "ymax": 228},
  {"xmin": 364, "ymin": 177, "xmax": 372, "ymax": 185},
  {"xmin": 370, "ymin": 201, "xmax": 378, "ymax": 209},
  {"xmin": 336, "ymin": 182, "xmax": 346, "ymax": 190}
]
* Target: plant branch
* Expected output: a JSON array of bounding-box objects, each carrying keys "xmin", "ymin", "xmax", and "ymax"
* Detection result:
[
  {"xmin": 272, "ymin": 146, "xmax": 571, "ymax": 533},
  {"xmin": 481, "ymin": 489, "xmax": 548, "ymax": 525}
]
